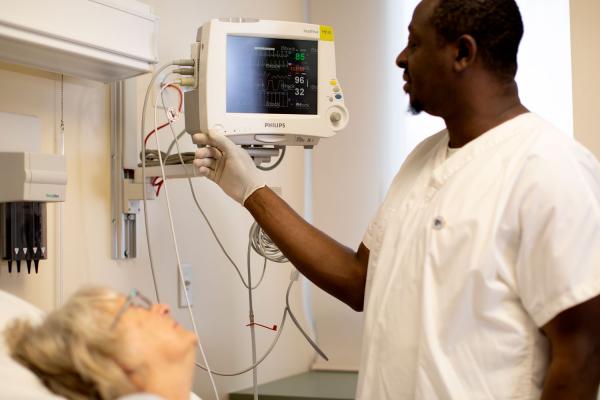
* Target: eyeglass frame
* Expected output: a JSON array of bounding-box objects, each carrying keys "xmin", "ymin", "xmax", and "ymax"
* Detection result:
[{"xmin": 110, "ymin": 288, "xmax": 153, "ymax": 329}]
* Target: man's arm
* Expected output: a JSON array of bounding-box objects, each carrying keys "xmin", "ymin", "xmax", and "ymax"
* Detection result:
[
  {"xmin": 192, "ymin": 130, "xmax": 370, "ymax": 311},
  {"xmin": 245, "ymin": 186, "xmax": 369, "ymax": 311},
  {"xmin": 541, "ymin": 294, "xmax": 600, "ymax": 400}
]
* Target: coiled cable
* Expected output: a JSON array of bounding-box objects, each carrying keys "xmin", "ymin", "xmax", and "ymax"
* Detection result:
[{"xmin": 250, "ymin": 221, "xmax": 288, "ymax": 264}]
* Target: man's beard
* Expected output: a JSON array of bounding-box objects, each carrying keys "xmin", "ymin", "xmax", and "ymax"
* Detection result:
[{"xmin": 408, "ymin": 98, "xmax": 424, "ymax": 115}]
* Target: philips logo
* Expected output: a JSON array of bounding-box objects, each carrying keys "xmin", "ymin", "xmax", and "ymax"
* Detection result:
[
  {"xmin": 303, "ymin": 28, "xmax": 319, "ymax": 35},
  {"xmin": 46, "ymin": 194, "xmax": 59, "ymax": 199},
  {"xmin": 265, "ymin": 122, "xmax": 286, "ymax": 129}
]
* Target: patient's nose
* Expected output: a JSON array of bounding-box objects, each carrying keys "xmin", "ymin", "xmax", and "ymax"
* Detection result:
[{"xmin": 153, "ymin": 304, "xmax": 170, "ymax": 315}]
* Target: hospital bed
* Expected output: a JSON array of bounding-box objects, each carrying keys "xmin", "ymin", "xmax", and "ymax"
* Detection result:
[{"xmin": 0, "ymin": 289, "xmax": 201, "ymax": 400}]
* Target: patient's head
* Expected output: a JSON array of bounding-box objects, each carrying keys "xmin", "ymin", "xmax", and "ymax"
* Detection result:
[{"xmin": 3, "ymin": 287, "xmax": 197, "ymax": 400}]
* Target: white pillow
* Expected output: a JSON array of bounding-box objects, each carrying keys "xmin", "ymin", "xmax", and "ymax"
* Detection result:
[{"xmin": 0, "ymin": 290, "xmax": 65, "ymax": 399}]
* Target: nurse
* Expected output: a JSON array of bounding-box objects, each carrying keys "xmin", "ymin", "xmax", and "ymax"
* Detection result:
[{"xmin": 193, "ymin": 0, "xmax": 600, "ymax": 398}]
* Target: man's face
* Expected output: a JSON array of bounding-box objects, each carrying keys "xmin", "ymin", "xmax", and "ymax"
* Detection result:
[{"xmin": 396, "ymin": 0, "xmax": 453, "ymax": 116}]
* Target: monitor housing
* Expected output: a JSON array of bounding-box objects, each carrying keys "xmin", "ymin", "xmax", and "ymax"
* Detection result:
[{"xmin": 185, "ymin": 18, "xmax": 349, "ymax": 148}]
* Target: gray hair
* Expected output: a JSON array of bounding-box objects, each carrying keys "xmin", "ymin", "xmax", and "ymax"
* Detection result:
[{"xmin": 3, "ymin": 286, "xmax": 137, "ymax": 400}]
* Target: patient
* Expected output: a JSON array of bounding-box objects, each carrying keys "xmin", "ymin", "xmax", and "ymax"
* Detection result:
[{"xmin": 3, "ymin": 286, "xmax": 197, "ymax": 400}]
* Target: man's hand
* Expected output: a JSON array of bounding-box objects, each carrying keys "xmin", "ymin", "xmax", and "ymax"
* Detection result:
[{"xmin": 192, "ymin": 129, "xmax": 265, "ymax": 205}]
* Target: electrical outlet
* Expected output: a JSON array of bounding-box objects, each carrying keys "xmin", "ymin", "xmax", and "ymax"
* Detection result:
[{"xmin": 178, "ymin": 263, "xmax": 193, "ymax": 308}]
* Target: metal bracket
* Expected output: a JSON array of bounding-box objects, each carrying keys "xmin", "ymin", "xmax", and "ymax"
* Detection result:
[{"xmin": 111, "ymin": 80, "xmax": 153, "ymax": 259}]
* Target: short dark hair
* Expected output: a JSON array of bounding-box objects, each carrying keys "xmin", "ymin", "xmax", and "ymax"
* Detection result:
[{"xmin": 430, "ymin": 0, "xmax": 524, "ymax": 80}]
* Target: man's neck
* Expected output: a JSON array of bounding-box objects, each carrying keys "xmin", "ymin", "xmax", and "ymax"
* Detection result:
[{"xmin": 444, "ymin": 81, "xmax": 529, "ymax": 148}]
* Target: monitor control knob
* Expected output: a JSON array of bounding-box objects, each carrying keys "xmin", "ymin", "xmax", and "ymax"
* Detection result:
[{"xmin": 326, "ymin": 105, "xmax": 349, "ymax": 131}]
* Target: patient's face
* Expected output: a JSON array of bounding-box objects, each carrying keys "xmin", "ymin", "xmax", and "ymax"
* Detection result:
[{"xmin": 112, "ymin": 296, "xmax": 197, "ymax": 370}]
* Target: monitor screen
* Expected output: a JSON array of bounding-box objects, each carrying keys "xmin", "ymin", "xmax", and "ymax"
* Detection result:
[{"xmin": 226, "ymin": 35, "xmax": 318, "ymax": 115}]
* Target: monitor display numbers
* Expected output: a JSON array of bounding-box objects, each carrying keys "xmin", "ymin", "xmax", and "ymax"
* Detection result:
[{"xmin": 227, "ymin": 36, "xmax": 318, "ymax": 115}]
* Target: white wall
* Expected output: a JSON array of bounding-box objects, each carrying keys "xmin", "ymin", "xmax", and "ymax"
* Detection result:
[
  {"xmin": 570, "ymin": 8, "xmax": 600, "ymax": 400},
  {"xmin": 0, "ymin": 1, "xmax": 317, "ymax": 399},
  {"xmin": 305, "ymin": 0, "xmax": 401, "ymax": 370},
  {"xmin": 516, "ymin": 0, "xmax": 573, "ymax": 136},
  {"xmin": 569, "ymin": 7, "xmax": 600, "ymax": 395},
  {"xmin": 570, "ymin": 0, "xmax": 600, "ymax": 154}
]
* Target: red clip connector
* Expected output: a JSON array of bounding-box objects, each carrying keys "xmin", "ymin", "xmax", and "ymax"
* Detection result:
[{"xmin": 246, "ymin": 322, "xmax": 277, "ymax": 331}]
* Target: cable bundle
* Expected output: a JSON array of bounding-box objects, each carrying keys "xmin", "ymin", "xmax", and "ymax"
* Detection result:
[{"xmin": 249, "ymin": 222, "xmax": 288, "ymax": 263}]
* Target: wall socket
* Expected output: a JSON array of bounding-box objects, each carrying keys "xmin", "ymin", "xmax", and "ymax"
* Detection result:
[{"xmin": 178, "ymin": 263, "xmax": 193, "ymax": 308}]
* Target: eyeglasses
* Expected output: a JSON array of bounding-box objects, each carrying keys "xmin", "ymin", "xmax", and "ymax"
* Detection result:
[{"xmin": 111, "ymin": 288, "xmax": 153, "ymax": 329}]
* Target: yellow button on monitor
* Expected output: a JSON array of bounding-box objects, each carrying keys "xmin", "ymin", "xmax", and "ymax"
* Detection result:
[{"xmin": 329, "ymin": 80, "xmax": 337, "ymax": 86}]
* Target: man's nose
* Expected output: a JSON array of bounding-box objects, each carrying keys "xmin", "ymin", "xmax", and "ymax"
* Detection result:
[{"xmin": 396, "ymin": 48, "xmax": 408, "ymax": 69}]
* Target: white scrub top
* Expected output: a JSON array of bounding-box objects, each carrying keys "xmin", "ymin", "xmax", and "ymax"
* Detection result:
[{"xmin": 357, "ymin": 113, "xmax": 600, "ymax": 399}]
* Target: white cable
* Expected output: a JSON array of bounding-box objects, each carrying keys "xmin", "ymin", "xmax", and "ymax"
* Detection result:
[
  {"xmin": 147, "ymin": 74, "xmax": 283, "ymax": 379},
  {"xmin": 141, "ymin": 62, "xmax": 175, "ymax": 304},
  {"xmin": 256, "ymin": 146, "xmax": 286, "ymax": 171},
  {"xmin": 249, "ymin": 222, "xmax": 288, "ymax": 264},
  {"xmin": 153, "ymin": 84, "xmax": 220, "ymax": 400},
  {"xmin": 158, "ymin": 81, "xmax": 286, "ymax": 381},
  {"xmin": 152, "ymin": 73, "xmax": 324, "ymax": 379},
  {"xmin": 157, "ymin": 84, "xmax": 268, "ymax": 291},
  {"xmin": 246, "ymin": 242, "xmax": 259, "ymax": 400},
  {"xmin": 166, "ymin": 126, "xmax": 327, "ymax": 370},
  {"xmin": 192, "ymin": 267, "xmax": 330, "ymax": 376},
  {"xmin": 285, "ymin": 277, "xmax": 328, "ymax": 361},
  {"xmin": 142, "ymin": 65, "xmax": 276, "ymax": 387},
  {"xmin": 195, "ymin": 304, "xmax": 289, "ymax": 376}
]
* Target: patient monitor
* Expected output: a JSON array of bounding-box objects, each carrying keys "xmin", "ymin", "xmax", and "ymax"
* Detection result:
[{"xmin": 184, "ymin": 18, "xmax": 349, "ymax": 148}]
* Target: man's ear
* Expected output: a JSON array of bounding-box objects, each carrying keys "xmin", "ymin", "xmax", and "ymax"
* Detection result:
[{"xmin": 453, "ymin": 34, "xmax": 477, "ymax": 72}]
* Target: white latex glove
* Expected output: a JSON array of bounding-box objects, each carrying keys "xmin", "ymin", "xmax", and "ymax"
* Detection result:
[{"xmin": 192, "ymin": 129, "xmax": 265, "ymax": 205}]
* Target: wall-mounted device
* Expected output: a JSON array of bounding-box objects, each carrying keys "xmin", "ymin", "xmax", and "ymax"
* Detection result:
[
  {"xmin": 0, "ymin": 0, "xmax": 158, "ymax": 82},
  {"xmin": 0, "ymin": 152, "xmax": 66, "ymax": 273},
  {"xmin": 184, "ymin": 18, "xmax": 349, "ymax": 148}
]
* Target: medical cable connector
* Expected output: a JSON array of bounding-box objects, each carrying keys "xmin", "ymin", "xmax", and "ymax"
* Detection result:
[
  {"xmin": 173, "ymin": 67, "xmax": 195, "ymax": 75},
  {"xmin": 174, "ymin": 77, "xmax": 196, "ymax": 87}
]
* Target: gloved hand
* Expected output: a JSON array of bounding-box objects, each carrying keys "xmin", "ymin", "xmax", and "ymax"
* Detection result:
[{"xmin": 192, "ymin": 129, "xmax": 265, "ymax": 205}]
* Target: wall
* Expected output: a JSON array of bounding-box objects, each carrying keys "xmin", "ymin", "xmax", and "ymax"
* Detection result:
[
  {"xmin": 0, "ymin": 1, "xmax": 316, "ymax": 399},
  {"xmin": 572, "ymin": 9, "xmax": 600, "ymax": 400},
  {"xmin": 304, "ymin": 0, "xmax": 398, "ymax": 370},
  {"xmin": 570, "ymin": 10, "xmax": 600, "ymax": 400},
  {"xmin": 570, "ymin": 0, "xmax": 600, "ymax": 154}
]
